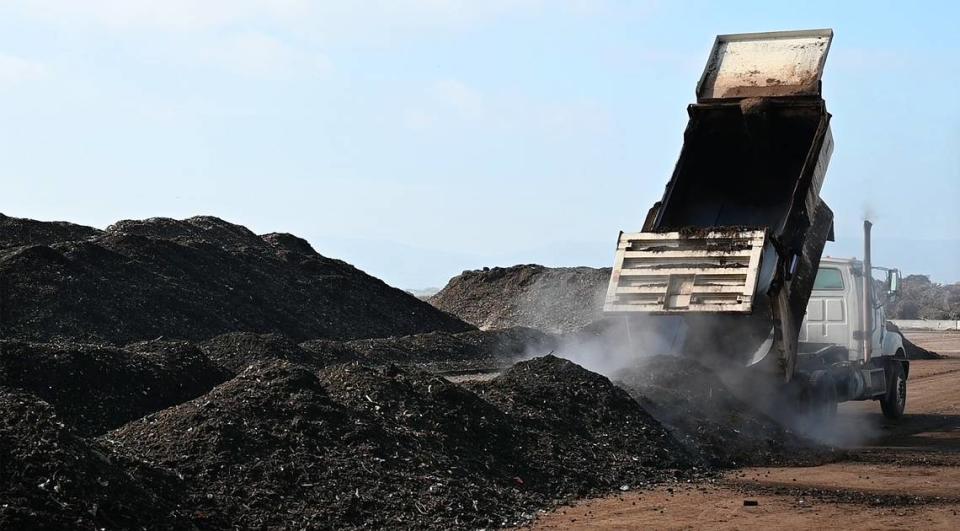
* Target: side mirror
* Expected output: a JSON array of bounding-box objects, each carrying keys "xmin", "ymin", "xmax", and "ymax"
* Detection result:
[
  {"xmin": 888, "ymin": 269, "xmax": 901, "ymax": 294},
  {"xmin": 883, "ymin": 269, "xmax": 901, "ymax": 305}
]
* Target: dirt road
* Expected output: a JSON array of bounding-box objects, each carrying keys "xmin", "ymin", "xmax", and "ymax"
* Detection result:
[{"xmin": 533, "ymin": 331, "xmax": 960, "ymax": 530}]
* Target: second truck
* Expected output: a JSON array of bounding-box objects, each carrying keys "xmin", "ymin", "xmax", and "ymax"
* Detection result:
[{"xmin": 604, "ymin": 29, "xmax": 909, "ymax": 422}]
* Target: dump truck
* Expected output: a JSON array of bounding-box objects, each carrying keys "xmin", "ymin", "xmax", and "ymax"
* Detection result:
[{"xmin": 604, "ymin": 29, "xmax": 908, "ymax": 420}]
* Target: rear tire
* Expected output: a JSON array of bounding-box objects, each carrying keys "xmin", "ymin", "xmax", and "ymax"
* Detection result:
[{"xmin": 880, "ymin": 361, "xmax": 907, "ymax": 419}]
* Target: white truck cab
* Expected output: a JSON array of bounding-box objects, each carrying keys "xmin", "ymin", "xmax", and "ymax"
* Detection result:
[
  {"xmin": 802, "ymin": 257, "xmax": 905, "ymax": 362},
  {"xmin": 798, "ymin": 253, "xmax": 909, "ymax": 418}
]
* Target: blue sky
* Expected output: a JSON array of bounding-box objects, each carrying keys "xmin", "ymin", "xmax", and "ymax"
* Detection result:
[{"xmin": 2, "ymin": 1, "xmax": 958, "ymax": 287}]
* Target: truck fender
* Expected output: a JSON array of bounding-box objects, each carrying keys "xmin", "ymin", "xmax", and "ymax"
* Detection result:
[
  {"xmin": 882, "ymin": 329, "xmax": 905, "ymax": 359},
  {"xmin": 885, "ymin": 333, "xmax": 910, "ymax": 380}
]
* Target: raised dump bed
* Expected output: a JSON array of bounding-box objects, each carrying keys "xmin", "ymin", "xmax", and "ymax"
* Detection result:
[
  {"xmin": 652, "ymin": 99, "xmax": 832, "ymax": 234},
  {"xmin": 604, "ymin": 29, "xmax": 836, "ymax": 380}
]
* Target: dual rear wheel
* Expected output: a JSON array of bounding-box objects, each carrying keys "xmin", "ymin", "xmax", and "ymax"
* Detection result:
[{"xmin": 792, "ymin": 358, "xmax": 907, "ymax": 433}]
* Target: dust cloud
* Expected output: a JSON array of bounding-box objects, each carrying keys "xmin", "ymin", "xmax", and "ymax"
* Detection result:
[
  {"xmin": 514, "ymin": 312, "xmax": 879, "ymax": 449},
  {"xmin": 519, "ymin": 316, "xmax": 682, "ymax": 377}
]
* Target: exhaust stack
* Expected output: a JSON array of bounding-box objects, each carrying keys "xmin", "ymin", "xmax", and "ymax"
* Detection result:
[{"xmin": 862, "ymin": 220, "xmax": 873, "ymax": 362}]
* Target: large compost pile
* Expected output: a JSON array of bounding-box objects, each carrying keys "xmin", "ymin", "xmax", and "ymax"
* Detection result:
[
  {"xmin": 107, "ymin": 357, "xmax": 694, "ymax": 529},
  {"xmin": 300, "ymin": 327, "xmax": 556, "ymax": 373},
  {"xmin": 0, "ymin": 339, "xmax": 228, "ymax": 436},
  {"xmin": 469, "ymin": 356, "xmax": 692, "ymax": 492},
  {"xmin": 0, "ymin": 386, "xmax": 192, "ymax": 529},
  {"xmin": 429, "ymin": 265, "xmax": 609, "ymax": 333},
  {"xmin": 0, "ymin": 325, "xmax": 551, "ymax": 439},
  {"xmin": 193, "ymin": 327, "xmax": 553, "ymax": 375},
  {"xmin": 0, "ymin": 213, "xmax": 101, "ymax": 249},
  {"xmin": 0, "ymin": 214, "xmax": 472, "ymax": 344}
]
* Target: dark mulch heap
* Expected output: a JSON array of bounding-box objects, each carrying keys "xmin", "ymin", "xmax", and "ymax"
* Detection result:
[
  {"xmin": 470, "ymin": 355, "xmax": 694, "ymax": 496},
  {"xmin": 0, "ymin": 326, "xmax": 550, "ymax": 442},
  {"xmin": 199, "ymin": 331, "xmax": 316, "ymax": 373},
  {"xmin": 0, "ymin": 215, "xmax": 473, "ymax": 344},
  {"xmin": 0, "ymin": 334, "xmax": 825, "ymax": 530},
  {"xmin": 0, "ymin": 387, "xmax": 190, "ymax": 530},
  {"xmin": 886, "ymin": 322, "xmax": 942, "ymax": 359},
  {"xmin": 108, "ymin": 356, "xmax": 692, "ymax": 530},
  {"xmin": 614, "ymin": 355, "xmax": 828, "ymax": 468},
  {"xmin": 194, "ymin": 327, "xmax": 554, "ymax": 377},
  {"xmin": 0, "ymin": 213, "xmax": 101, "ymax": 250},
  {"xmin": 0, "ymin": 339, "xmax": 229, "ymax": 436},
  {"xmin": 109, "ymin": 361, "xmax": 394, "ymax": 529},
  {"xmin": 301, "ymin": 327, "xmax": 556, "ymax": 372},
  {"xmin": 428, "ymin": 265, "xmax": 610, "ymax": 333},
  {"xmin": 317, "ymin": 363, "xmax": 541, "ymax": 527}
]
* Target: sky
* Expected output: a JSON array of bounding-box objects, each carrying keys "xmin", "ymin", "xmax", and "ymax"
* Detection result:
[{"xmin": 2, "ymin": 0, "xmax": 958, "ymax": 288}]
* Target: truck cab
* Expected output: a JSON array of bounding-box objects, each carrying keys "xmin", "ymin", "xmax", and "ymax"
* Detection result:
[
  {"xmin": 801, "ymin": 257, "xmax": 905, "ymax": 362},
  {"xmin": 798, "ymin": 255, "xmax": 909, "ymax": 418}
]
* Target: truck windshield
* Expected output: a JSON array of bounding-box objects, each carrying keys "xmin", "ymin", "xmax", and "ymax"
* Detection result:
[{"xmin": 813, "ymin": 267, "xmax": 844, "ymax": 290}]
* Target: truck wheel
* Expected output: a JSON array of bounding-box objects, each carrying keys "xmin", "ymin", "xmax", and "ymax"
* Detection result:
[{"xmin": 880, "ymin": 361, "xmax": 907, "ymax": 419}]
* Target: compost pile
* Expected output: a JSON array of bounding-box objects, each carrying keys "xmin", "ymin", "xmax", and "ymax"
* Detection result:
[
  {"xmin": 614, "ymin": 355, "xmax": 824, "ymax": 467},
  {"xmin": 0, "ymin": 214, "xmax": 472, "ymax": 344},
  {"xmin": 192, "ymin": 327, "xmax": 553, "ymax": 377},
  {"xmin": 198, "ymin": 332, "xmax": 318, "ymax": 373},
  {"xmin": 902, "ymin": 338, "xmax": 942, "ymax": 360},
  {"xmin": 0, "ymin": 387, "xmax": 191, "ymax": 529},
  {"xmin": 0, "ymin": 213, "xmax": 101, "ymax": 250},
  {"xmin": 469, "ymin": 356, "xmax": 694, "ymax": 493},
  {"xmin": 109, "ymin": 361, "xmax": 395, "ymax": 530},
  {"xmin": 0, "ymin": 339, "xmax": 228, "ymax": 436},
  {"xmin": 429, "ymin": 265, "xmax": 610, "ymax": 333},
  {"xmin": 886, "ymin": 321, "xmax": 942, "ymax": 359},
  {"xmin": 301, "ymin": 327, "xmax": 556, "ymax": 373},
  {"xmin": 0, "ymin": 325, "xmax": 552, "ymax": 438},
  {"xmin": 108, "ymin": 356, "xmax": 691, "ymax": 529}
]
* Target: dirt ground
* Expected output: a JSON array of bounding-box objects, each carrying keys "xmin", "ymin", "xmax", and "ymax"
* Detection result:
[{"xmin": 533, "ymin": 331, "xmax": 960, "ymax": 530}]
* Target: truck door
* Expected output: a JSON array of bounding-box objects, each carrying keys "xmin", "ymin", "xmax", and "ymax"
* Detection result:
[{"xmin": 802, "ymin": 266, "xmax": 851, "ymax": 349}]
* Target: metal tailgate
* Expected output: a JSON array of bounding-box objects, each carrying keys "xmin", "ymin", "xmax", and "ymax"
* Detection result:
[
  {"xmin": 604, "ymin": 230, "xmax": 766, "ymax": 313},
  {"xmin": 697, "ymin": 29, "xmax": 833, "ymax": 101}
]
